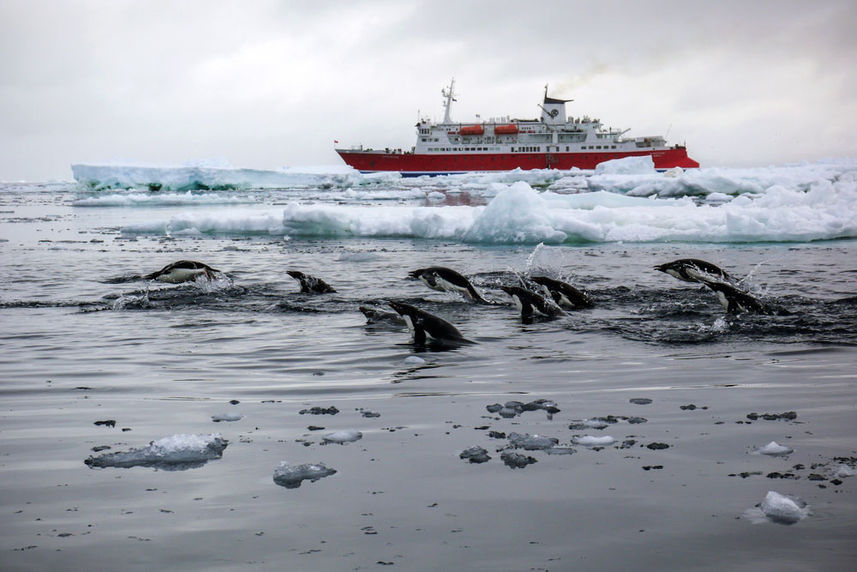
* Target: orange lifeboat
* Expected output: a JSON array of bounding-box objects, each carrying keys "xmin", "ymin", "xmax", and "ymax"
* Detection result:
[
  {"xmin": 459, "ymin": 125, "xmax": 484, "ymax": 136},
  {"xmin": 493, "ymin": 124, "xmax": 518, "ymax": 135}
]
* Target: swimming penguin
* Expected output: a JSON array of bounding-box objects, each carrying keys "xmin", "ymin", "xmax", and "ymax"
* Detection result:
[
  {"xmin": 408, "ymin": 267, "xmax": 490, "ymax": 304},
  {"xmin": 654, "ymin": 259, "xmax": 733, "ymax": 284},
  {"xmin": 698, "ymin": 278, "xmax": 775, "ymax": 315},
  {"xmin": 144, "ymin": 260, "xmax": 220, "ymax": 283},
  {"xmin": 529, "ymin": 276, "xmax": 593, "ymax": 309},
  {"xmin": 388, "ymin": 301, "xmax": 472, "ymax": 345},
  {"xmin": 359, "ymin": 305, "xmax": 406, "ymax": 326},
  {"xmin": 287, "ymin": 270, "xmax": 336, "ymax": 293},
  {"xmin": 500, "ymin": 285, "xmax": 564, "ymax": 321}
]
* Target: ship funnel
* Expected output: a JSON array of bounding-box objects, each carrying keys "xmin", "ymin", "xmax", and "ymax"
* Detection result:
[{"xmin": 540, "ymin": 94, "xmax": 571, "ymax": 125}]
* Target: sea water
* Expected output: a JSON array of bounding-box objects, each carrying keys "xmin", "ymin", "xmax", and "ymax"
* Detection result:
[{"xmin": 1, "ymin": 162, "xmax": 856, "ymax": 570}]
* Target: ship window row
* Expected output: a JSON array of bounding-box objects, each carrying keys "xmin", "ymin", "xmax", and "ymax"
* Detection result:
[
  {"xmin": 581, "ymin": 145, "xmax": 618, "ymax": 150},
  {"xmin": 512, "ymin": 146, "xmax": 542, "ymax": 152}
]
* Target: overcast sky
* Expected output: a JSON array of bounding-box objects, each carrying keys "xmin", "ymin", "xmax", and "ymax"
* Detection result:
[{"xmin": 2, "ymin": 0, "xmax": 856, "ymax": 181}]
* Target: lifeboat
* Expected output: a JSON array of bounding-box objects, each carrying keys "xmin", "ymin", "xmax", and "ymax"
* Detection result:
[
  {"xmin": 493, "ymin": 124, "xmax": 518, "ymax": 135},
  {"xmin": 459, "ymin": 125, "xmax": 484, "ymax": 136}
]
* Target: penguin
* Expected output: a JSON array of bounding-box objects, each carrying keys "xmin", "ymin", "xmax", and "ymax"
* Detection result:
[
  {"xmin": 698, "ymin": 278, "xmax": 775, "ymax": 315},
  {"xmin": 287, "ymin": 270, "xmax": 336, "ymax": 293},
  {"xmin": 500, "ymin": 285, "xmax": 564, "ymax": 321},
  {"xmin": 144, "ymin": 260, "xmax": 219, "ymax": 283},
  {"xmin": 529, "ymin": 276, "xmax": 593, "ymax": 309},
  {"xmin": 359, "ymin": 305, "xmax": 406, "ymax": 326},
  {"xmin": 388, "ymin": 301, "xmax": 473, "ymax": 345},
  {"xmin": 654, "ymin": 259, "xmax": 733, "ymax": 284},
  {"xmin": 408, "ymin": 266, "xmax": 490, "ymax": 304}
]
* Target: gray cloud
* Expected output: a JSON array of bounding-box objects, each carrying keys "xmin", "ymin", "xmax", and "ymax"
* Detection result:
[{"xmin": 1, "ymin": 0, "xmax": 855, "ymax": 180}]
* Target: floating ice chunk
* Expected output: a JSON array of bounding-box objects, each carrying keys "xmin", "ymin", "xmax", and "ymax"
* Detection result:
[
  {"xmin": 834, "ymin": 464, "xmax": 856, "ymax": 478},
  {"xmin": 500, "ymin": 450, "xmax": 537, "ymax": 469},
  {"xmin": 756, "ymin": 441, "xmax": 793, "ymax": 456},
  {"xmin": 759, "ymin": 491, "xmax": 810, "ymax": 524},
  {"xmin": 403, "ymin": 356, "xmax": 426, "ymax": 366},
  {"xmin": 508, "ymin": 432, "xmax": 559, "ymax": 450},
  {"xmin": 84, "ymin": 433, "xmax": 227, "ymax": 470},
  {"xmin": 460, "ymin": 446, "xmax": 491, "ymax": 463},
  {"xmin": 573, "ymin": 435, "xmax": 615, "ymax": 447},
  {"xmin": 583, "ymin": 418, "xmax": 609, "ymax": 429},
  {"xmin": 322, "ymin": 430, "xmax": 362, "ymax": 444},
  {"xmin": 273, "ymin": 462, "xmax": 337, "ymax": 488},
  {"xmin": 594, "ymin": 155, "xmax": 656, "ymax": 175},
  {"xmin": 211, "ymin": 412, "xmax": 242, "ymax": 422},
  {"xmin": 544, "ymin": 447, "xmax": 577, "ymax": 455}
]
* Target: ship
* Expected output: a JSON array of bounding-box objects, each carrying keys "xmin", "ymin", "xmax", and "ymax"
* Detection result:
[{"xmin": 336, "ymin": 79, "xmax": 699, "ymax": 176}]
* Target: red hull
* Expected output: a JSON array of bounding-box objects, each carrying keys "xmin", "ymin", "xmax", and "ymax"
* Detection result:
[{"xmin": 337, "ymin": 147, "xmax": 699, "ymax": 175}]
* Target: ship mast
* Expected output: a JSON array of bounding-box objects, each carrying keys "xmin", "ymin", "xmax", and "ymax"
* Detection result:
[{"xmin": 441, "ymin": 78, "xmax": 456, "ymax": 124}]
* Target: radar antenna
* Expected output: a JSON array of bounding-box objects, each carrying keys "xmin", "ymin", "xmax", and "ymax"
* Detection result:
[{"xmin": 441, "ymin": 78, "xmax": 457, "ymax": 124}]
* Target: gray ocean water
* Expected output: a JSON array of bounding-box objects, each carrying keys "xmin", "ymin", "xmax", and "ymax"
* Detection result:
[{"xmin": 1, "ymin": 174, "xmax": 856, "ymax": 571}]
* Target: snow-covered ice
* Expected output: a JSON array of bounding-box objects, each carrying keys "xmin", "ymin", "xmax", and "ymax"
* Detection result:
[
  {"xmin": 755, "ymin": 441, "xmax": 794, "ymax": 456},
  {"xmin": 109, "ymin": 159, "xmax": 857, "ymax": 245},
  {"xmin": 572, "ymin": 435, "xmax": 616, "ymax": 447},
  {"xmin": 84, "ymin": 433, "xmax": 228, "ymax": 469},
  {"xmin": 745, "ymin": 491, "xmax": 810, "ymax": 525}
]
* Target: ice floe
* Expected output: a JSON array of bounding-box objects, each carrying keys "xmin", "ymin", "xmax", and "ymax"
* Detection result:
[
  {"xmin": 84, "ymin": 433, "xmax": 227, "ymax": 470},
  {"xmin": 322, "ymin": 430, "xmax": 363, "ymax": 444},
  {"xmin": 273, "ymin": 462, "xmax": 337, "ymax": 489}
]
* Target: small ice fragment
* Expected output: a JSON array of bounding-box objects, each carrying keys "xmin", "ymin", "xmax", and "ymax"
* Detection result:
[
  {"xmin": 629, "ymin": 398, "xmax": 652, "ymax": 405},
  {"xmin": 273, "ymin": 462, "xmax": 337, "ymax": 489},
  {"xmin": 756, "ymin": 441, "xmax": 793, "ymax": 456},
  {"xmin": 322, "ymin": 430, "xmax": 362, "ymax": 444},
  {"xmin": 834, "ymin": 464, "xmax": 856, "ymax": 478},
  {"xmin": 211, "ymin": 412, "xmax": 242, "ymax": 422},
  {"xmin": 760, "ymin": 491, "xmax": 809, "ymax": 524},
  {"xmin": 84, "ymin": 433, "xmax": 228, "ymax": 469},
  {"xmin": 500, "ymin": 450, "xmax": 537, "ymax": 469},
  {"xmin": 403, "ymin": 356, "xmax": 425, "ymax": 366},
  {"xmin": 545, "ymin": 447, "xmax": 576, "ymax": 455},
  {"xmin": 459, "ymin": 446, "xmax": 491, "ymax": 463},
  {"xmin": 583, "ymin": 418, "xmax": 609, "ymax": 429},
  {"xmin": 572, "ymin": 435, "xmax": 615, "ymax": 447},
  {"xmin": 508, "ymin": 432, "xmax": 558, "ymax": 450}
]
